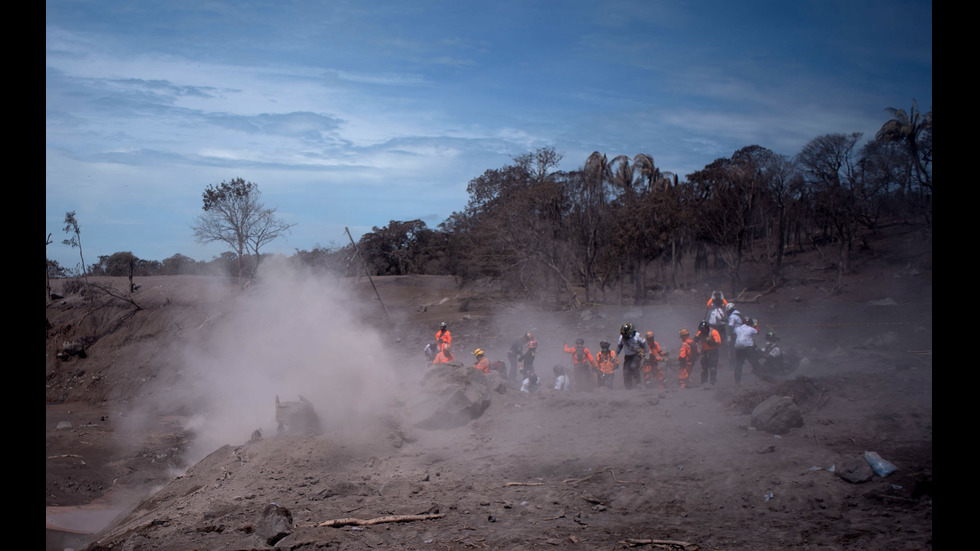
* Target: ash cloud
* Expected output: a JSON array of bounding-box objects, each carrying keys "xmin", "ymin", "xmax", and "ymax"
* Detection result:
[{"xmin": 155, "ymin": 258, "xmax": 403, "ymax": 464}]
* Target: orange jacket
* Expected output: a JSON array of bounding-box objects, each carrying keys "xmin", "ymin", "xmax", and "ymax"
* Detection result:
[
  {"xmin": 698, "ymin": 328, "xmax": 722, "ymax": 350},
  {"xmin": 679, "ymin": 337, "xmax": 698, "ymax": 367},
  {"xmin": 433, "ymin": 350, "xmax": 455, "ymax": 364},
  {"xmin": 706, "ymin": 297, "xmax": 728, "ymax": 308},
  {"xmin": 435, "ymin": 329, "xmax": 452, "ymax": 350},
  {"xmin": 474, "ymin": 356, "xmax": 490, "ymax": 373},
  {"xmin": 643, "ymin": 339, "xmax": 665, "ymax": 363},
  {"xmin": 563, "ymin": 344, "xmax": 595, "ymax": 366},
  {"xmin": 595, "ymin": 350, "xmax": 618, "ymax": 374}
]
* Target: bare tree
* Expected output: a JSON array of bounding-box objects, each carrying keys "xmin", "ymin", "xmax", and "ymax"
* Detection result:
[
  {"xmin": 46, "ymin": 233, "xmax": 53, "ymax": 302},
  {"xmin": 62, "ymin": 211, "xmax": 89, "ymax": 283},
  {"xmin": 191, "ymin": 178, "xmax": 293, "ymax": 287}
]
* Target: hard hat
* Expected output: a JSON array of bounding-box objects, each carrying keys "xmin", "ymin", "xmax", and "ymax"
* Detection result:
[
  {"xmin": 599, "ymin": 340, "xmax": 610, "ymax": 349},
  {"xmin": 645, "ymin": 331, "xmax": 654, "ymax": 339},
  {"xmin": 744, "ymin": 317, "xmax": 753, "ymax": 327},
  {"xmin": 575, "ymin": 338, "xmax": 585, "ymax": 346},
  {"xmin": 712, "ymin": 290, "xmax": 723, "ymax": 300},
  {"xmin": 679, "ymin": 329, "xmax": 690, "ymax": 337},
  {"xmin": 766, "ymin": 331, "xmax": 778, "ymax": 340},
  {"xmin": 473, "ymin": 348, "xmax": 484, "ymax": 357},
  {"xmin": 440, "ymin": 322, "xmax": 447, "ymax": 329},
  {"xmin": 725, "ymin": 303, "xmax": 736, "ymax": 313},
  {"xmin": 698, "ymin": 320, "xmax": 709, "ymax": 331},
  {"xmin": 621, "ymin": 322, "xmax": 635, "ymax": 337}
]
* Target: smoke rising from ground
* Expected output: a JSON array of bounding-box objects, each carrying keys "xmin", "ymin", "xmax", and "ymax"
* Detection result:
[{"xmin": 156, "ymin": 259, "xmax": 404, "ymax": 464}]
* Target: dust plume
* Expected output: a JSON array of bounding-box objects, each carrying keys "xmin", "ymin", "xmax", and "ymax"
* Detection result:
[{"xmin": 155, "ymin": 258, "xmax": 403, "ymax": 465}]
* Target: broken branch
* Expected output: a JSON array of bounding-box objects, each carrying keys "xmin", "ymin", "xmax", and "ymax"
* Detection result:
[
  {"xmin": 315, "ymin": 513, "xmax": 445, "ymax": 528},
  {"xmin": 620, "ymin": 538, "xmax": 699, "ymax": 549}
]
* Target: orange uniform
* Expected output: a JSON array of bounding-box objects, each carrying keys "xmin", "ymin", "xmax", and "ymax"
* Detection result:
[
  {"xmin": 642, "ymin": 335, "xmax": 666, "ymax": 389},
  {"xmin": 435, "ymin": 328, "xmax": 452, "ymax": 351},
  {"xmin": 474, "ymin": 356, "xmax": 490, "ymax": 373},
  {"xmin": 594, "ymin": 348, "xmax": 618, "ymax": 389},
  {"xmin": 678, "ymin": 331, "xmax": 698, "ymax": 388},
  {"xmin": 433, "ymin": 349, "xmax": 455, "ymax": 364}
]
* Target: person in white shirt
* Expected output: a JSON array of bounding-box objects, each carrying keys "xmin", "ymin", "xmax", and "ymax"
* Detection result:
[
  {"xmin": 732, "ymin": 317, "xmax": 760, "ymax": 386},
  {"xmin": 552, "ymin": 365, "xmax": 570, "ymax": 391},
  {"xmin": 521, "ymin": 372, "xmax": 541, "ymax": 393}
]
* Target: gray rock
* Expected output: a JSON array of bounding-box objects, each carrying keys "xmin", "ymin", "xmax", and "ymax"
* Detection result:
[
  {"xmin": 275, "ymin": 395, "xmax": 322, "ymax": 436},
  {"xmin": 836, "ymin": 456, "xmax": 874, "ymax": 483},
  {"xmin": 257, "ymin": 503, "xmax": 293, "ymax": 546},
  {"xmin": 750, "ymin": 395, "xmax": 803, "ymax": 435},
  {"xmin": 410, "ymin": 362, "xmax": 492, "ymax": 430}
]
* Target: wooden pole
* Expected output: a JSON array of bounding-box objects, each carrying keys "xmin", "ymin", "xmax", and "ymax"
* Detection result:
[{"xmin": 346, "ymin": 227, "xmax": 390, "ymax": 320}]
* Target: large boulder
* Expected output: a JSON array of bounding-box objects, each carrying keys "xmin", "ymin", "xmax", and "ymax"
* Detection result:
[
  {"xmin": 750, "ymin": 395, "xmax": 803, "ymax": 434},
  {"xmin": 275, "ymin": 395, "xmax": 322, "ymax": 436},
  {"xmin": 408, "ymin": 361, "xmax": 493, "ymax": 430}
]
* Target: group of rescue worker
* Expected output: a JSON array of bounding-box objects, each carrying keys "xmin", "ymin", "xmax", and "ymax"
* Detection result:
[{"xmin": 425, "ymin": 289, "xmax": 786, "ymax": 391}]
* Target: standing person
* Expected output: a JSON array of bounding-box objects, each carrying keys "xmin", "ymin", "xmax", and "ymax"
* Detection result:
[
  {"xmin": 762, "ymin": 331, "xmax": 784, "ymax": 372},
  {"xmin": 732, "ymin": 317, "xmax": 760, "ymax": 386},
  {"xmin": 507, "ymin": 332, "xmax": 532, "ymax": 382},
  {"xmin": 521, "ymin": 337, "xmax": 538, "ymax": 380},
  {"xmin": 677, "ymin": 329, "xmax": 698, "ymax": 388},
  {"xmin": 706, "ymin": 290, "xmax": 728, "ymax": 310},
  {"xmin": 706, "ymin": 296, "xmax": 728, "ymax": 366},
  {"xmin": 472, "ymin": 348, "xmax": 491, "ymax": 374},
  {"xmin": 726, "ymin": 303, "xmax": 743, "ymax": 364},
  {"xmin": 435, "ymin": 322, "xmax": 452, "ymax": 352},
  {"xmin": 552, "ymin": 365, "xmax": 571, "ymax": 391},
  {"xmin": 641, "ymin": 331, "xmax": 668, "ymax": 389},
  {"xmin": 433, "ymin": 345, "xmax": 455, "ymax": 364},
  {"xmin": 695, "ymin": 320, "xmax": 722, "ymax": 387},
  {"xmin": 563, "ymin": 338, "xmax": 596, "ymax": 392},
  {"xmin": 594, "ymin": 341, "xmax": 618, "ymax": 389},
  {"xmin": 617, "ymin": 322, "xmax": 649, "ymax": 389}
]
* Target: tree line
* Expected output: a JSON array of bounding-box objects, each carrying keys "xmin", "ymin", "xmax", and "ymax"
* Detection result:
[{"xmin": 48, "ymin": 100, "xmax": 931, "ymax": 307}]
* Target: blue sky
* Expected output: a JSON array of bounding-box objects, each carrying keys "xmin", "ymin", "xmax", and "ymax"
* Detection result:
[{"xmin": 46, "ymin": 0, "xmax": 932, "ymax": 270}]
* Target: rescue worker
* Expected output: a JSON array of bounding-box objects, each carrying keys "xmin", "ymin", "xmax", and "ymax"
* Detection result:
[
  {"xmin": 617, "ymin": 322, "xmax": 649, "ymax": 389},
  {"xmin": 435, "ymin": 322, "xmax": 452, "ymax": 352},
  {"xmin": 521, "ymin": 337, "xmax": 538, "ymax": 380},
  {"xmin": 594, "ymin": 340, "xmax": 618, "ymax": 389},
  {"xmin": 563, "ymin": 337, "xmax": 596, "ymax": 392},
  {"xmin": 677, "ymin": 328, "xmax": 698, "ymax": 388},
  {"xmin": 732, "ymin": 317, "xmax": 760, "ymax": 386},
  {"xmin": 707, "ymin": 290, "xmax": 728, "ymax": 309},
  {"xmin": 473, "ymin": 348, "xmax": 491, "ymax": 374},
  {"xmin": 641, "ymin": 331, "xmax": 668, "ymax": 389},
  {"xmin": 695, "ymin": 320, "xmax": 722, "ymax": 387},
  {"xmin": 762, "ymin": 331, "xmax": 784, "ymax": 372},
  {"xmin": 433, "ymin": 345, "xmax": 455, "ymax": 364},
  {"xmin": 507, "ymin": 332, "xmax": 532, "ymax": 382},
  {"xmin": 553, "ymin": 365, "xmax": 570, "ymax": 391},
  {"xmin": 706, "ymin": 297, "xmax": 728, "ymax": 366},
  {"xmin": 726, "ymin": 303, "xmax": 743, "ymax": 366}
]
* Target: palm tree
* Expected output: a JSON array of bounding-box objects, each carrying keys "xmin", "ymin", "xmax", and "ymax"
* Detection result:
[{"xmin": 875, "ymin": 99, "xmax": 932, "ymax": 194}]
